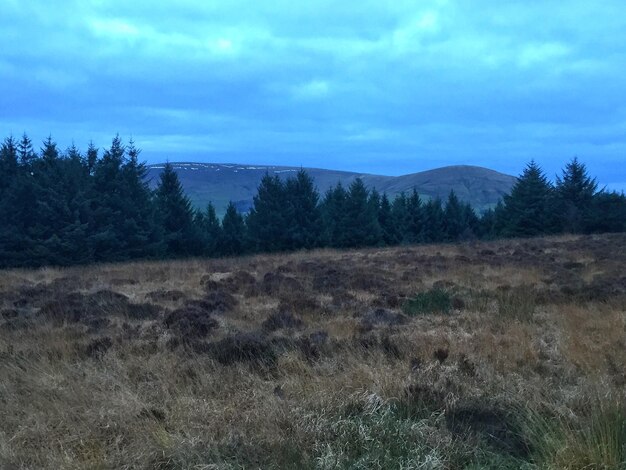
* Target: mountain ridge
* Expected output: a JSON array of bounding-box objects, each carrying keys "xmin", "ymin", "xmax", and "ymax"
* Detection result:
[{"xmin": 145, "ymin": 162, "xmax": 517, "ymax": 216}]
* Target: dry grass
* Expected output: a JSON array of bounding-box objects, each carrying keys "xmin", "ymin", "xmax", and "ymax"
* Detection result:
[{"xmin": 1, "ymin": 234, "xmax": 626, "ymax": 468}]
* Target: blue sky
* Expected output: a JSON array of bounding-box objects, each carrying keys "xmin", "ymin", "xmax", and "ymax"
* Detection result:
[{"xmin": 1, "ymin": 0, "xmax": 625, "ymax": 188}]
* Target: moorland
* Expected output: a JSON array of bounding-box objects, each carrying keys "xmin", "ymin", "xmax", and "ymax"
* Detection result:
[{"xmin": 1, "ymin": 233, "xmax": 625, "ymax": 468}]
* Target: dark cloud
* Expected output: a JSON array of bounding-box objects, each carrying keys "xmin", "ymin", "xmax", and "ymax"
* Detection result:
[{"xmin": 0, "ymin": 0, "xmax": 624, "ymax": 187}]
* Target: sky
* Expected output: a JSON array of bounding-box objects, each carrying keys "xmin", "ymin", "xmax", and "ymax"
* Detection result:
[{"xmin": 1, "ymin": 0, "xmax": 625, "ymax": 189}]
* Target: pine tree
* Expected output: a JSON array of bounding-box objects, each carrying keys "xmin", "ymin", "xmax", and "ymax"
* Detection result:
[
  {"xmin": 86, "ymin": 141, "xmax": 98, "ymax": 175},
  {"xmin": 40, "ymin": 136, "xmax": 59, "ymax": 165},
  {"xmin": 555, "ymin": 158, "xmax": 598, "ymax": 233},
  {"xmin": 119, "ymin": 139, "xmax": 163, "ymax": 258},
  {"xmin": 155, "ymin": 162, "xmax": 197, "ymax": 257},
  {"xmin": 342, "ymin": 178, "xmax": 382, "ymax": 247},
  {"xmin": 195, "ymin": 202, "xmax": 222, "ymax": 256},
  {"xmin": 405, "ymin": 189, "xmax": 423, "ymax": 243},
  {"xmin": 17, "ymin": 133, "xmax": 37, "ymax": 166},
  {"xmin": 391, "ymin": 192, "xmax": 410, "ymax": 243},
  {"xmin": 220, "ymin": 201, "xmax": 246, "ymax": 256},
  {"xmin": 0, "ymin": 136, "xmax": 18, "ymax": 196},
  {"xmin": 502, "ymin": 161, "xmax": 556, "ymax": 237},
  {"xmin": 320, "ymin": 182, "xmax": 348, "ymax": 247},
  {"xmin": 588, "ymin": 191, "xmax": 626, "ymax": 233},
  {"xmin": 421, "ymin": 198, "xmax": 445, "ymax": 243},
  {"xmin": 379, "ymin": 193, "xmax": 400, "ymax": 245},
  {"xmin": 247, "ymin": 173, "xmax": 289, "ymax": 252},
  {"xmin": 285, "ymin": 169, "xmax": 321, "ymax": 250},
  {"xmin": 443, "ymin": 190, "xmax": 465, "ymax": 241}
]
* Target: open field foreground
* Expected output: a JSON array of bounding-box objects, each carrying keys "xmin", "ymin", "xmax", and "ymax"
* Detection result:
[{"xmin": 1, "ymin": 234, "xmax": 625, "ymax": 469}]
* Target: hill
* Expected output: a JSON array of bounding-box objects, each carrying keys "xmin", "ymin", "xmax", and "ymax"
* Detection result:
[{"xmin": 145, "ymin": 163, "xmax": 516, "ymax": 215}]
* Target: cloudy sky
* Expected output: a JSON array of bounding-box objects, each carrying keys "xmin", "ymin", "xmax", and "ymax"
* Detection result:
[{"xmin": 1, "ymin": 0, "xmax": 625, "ymax": 188}]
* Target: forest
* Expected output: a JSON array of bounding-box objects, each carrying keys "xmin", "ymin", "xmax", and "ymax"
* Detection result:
[{"xmin": 1, "ymin": 133, "xmax": 625, "ymax": 268}]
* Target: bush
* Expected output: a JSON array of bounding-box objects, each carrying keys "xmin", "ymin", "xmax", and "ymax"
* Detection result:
[
  {"xmin": 163, "ymin": 307, "xmax": 219, "ymax": 339},
  {"xmin": 402, "ymin": 288, "xmax": 452, "ymax": 315},
  {"xmin": 211, "ymin": 332, "xmax": 277, "ymax": 366}
]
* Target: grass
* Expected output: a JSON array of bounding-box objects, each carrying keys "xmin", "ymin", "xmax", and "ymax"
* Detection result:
[
  {"xmin": 402, "ymin": 288, "xmax": 452, "ymax": 315},
  {"xmin": 1, "ymin": 233, "xmax": 626, "ymax": 468}
]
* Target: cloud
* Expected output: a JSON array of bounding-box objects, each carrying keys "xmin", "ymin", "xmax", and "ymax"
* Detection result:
[{"xmin": 0, "ymin": 0, "xmax": 625, "ymax": 190}]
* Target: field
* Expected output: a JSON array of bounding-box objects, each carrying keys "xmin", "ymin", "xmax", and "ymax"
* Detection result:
[{"xmin": 1, "ymin": 234, "xmax": 625, "ymax": 469}]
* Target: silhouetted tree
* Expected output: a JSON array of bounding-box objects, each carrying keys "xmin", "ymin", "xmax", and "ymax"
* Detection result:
[
  {"xmin": 379, "ymin": 193, "xmax": 400, "ymax": 245},
  {"xmin": 285, "ymin": 169, "xmax": 321, "ymax": 249},
  {"xmin": 421, "ymin": 198, "xmax": 445, "ymax": 243},
  {"xmin": 320, "ymin": 182, "xmax": 348, "ymax": 247},
  {"xmin": 501, "ymin": 161, "xmax": 556, "ymax": 237},
  {"xmin": 155, "ymin": 162, "xmax": 197, "ymax": 257},
  {"xmin": 342, "ymin": 178, "xmax": 382, "ymax": 247},
  {"xmin": 555, "ymin": 157, "xmax": 598, "ymax": 233},
  {"xmin": 247, "ymin": 174, "xmax": 289, "ymax": 252},
  {"xmin": 220, "ymin": 201, "xmax": 246, "ymax": 256},
  {"xmin": 405, "ymin": 189, "xmax": 423, "ymax": 243}
]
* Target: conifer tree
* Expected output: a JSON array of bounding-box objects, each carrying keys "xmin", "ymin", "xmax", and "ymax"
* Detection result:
[
  {"xmin": 405, "ymin": 189, "xmax": 423, "ymax": 243},
  {"xmin": 17, "ymin": 133, "xmax": 37, "ymax": 166},
  {"xmin": 502, "ymin": 161, "xmax": 556, "ymax": 237},
  {"xmin": 285, "ymin": 169, "xmax": 321, "ymax": 250},
  {"xmin": 421, "ymin": 198, "xmax": 445, "ymax": 243},
  {"xmin": 379, "ymin": 193, "xmax": 400, "ymax": 245},
  {"xmin": 0, "ymin": 136, "xmax": 18, "ymax": 196},
  {"xmin": 320, "ymin": 182, "xmax": 348, "ymax": 247},
  {"xmin": 195, "ymin": 202, "xmax": 222, "ymax": 256},
  {"xmin": 342, "ymin": 178, "xmax": 382, "ymax": 247},
  {"xmin": 155, "ymin": 162, "xmax": 197, "ymax": 256},
  {"xmin": 588, "ymin": 191, "xmax": 626, "ymax": 233},
  {"xmin": 86, "ymin": 141, "xmax": 98, "ymax": 175},
  {"xmin": 247, "ymin": 173, "xmax": 289, "ymax": 252},
  {"xmin": 391, "ymin": 192, "xmax": 410, "ymax": 243},
  {"xmin": 443, "ymin": 190, "xmax": 465, "ymax": 241},
  {"xmin": 220, "ymin": 201, "xmax": 246, "ymax": 255},
  {"xmin": 555, "ymin": 158, "xmax": 598, "ymax": 233}
]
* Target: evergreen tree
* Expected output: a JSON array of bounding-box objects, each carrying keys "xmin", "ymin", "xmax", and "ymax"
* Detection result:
[
  {"xmin": 405, "ymin": 189, "xmax": 423, "ymax": 243},
  {"xmin": 195, "ymin": 202, "xmax": 222, "ymax": 256},
  {"xmin": 118, "ymin": 139, "xmax": 163, "ymax": 258},
  {"xmin": 443, "ymin": 190, "xmax": 465, "ymax": 241},
  {"xmin": 155, "ymin": 162, "xmax": 197, "ymax": 257},
  {"xmin": 421, "ymin": 198, "xmax": 445, "ymax": 243},
  {"xmin": 379, "ymin": 193, "xmax": 400, "ymax": 245},
  {"xmin": 220, "ymin": 201, "xmax": 246, "ymax": 256},
  {"xmin": 461, "ymin": 202, "xmax": 480, "ymax": 240},
  {"xmin": 588, "ymin": 191, "xmax": 626, "ymax": 233},
  {"xmin": 391, "ymin": 192, "xmax": 410, "ymax": 243},
  {"xmin": 86, "ymin": 141, "xmax": 98, "ymax": 175},
  {"xmin": 555, "ymin": 158, "xmax": 598, "ymax": 233},
  {"xmin": 17, "ymin": 133, "xmax": 36, "ymax": 166},
  {"xmin": 320, "ymin": 182, "xmax": 348, "ymax": 247},
  {"xmin": 87, "ymin": 135, "xmax": 128, "ymax": 261},
  {"xmin": 40, "ymin": 136, "xmax": 59, "ymax": 164},
  {"xmin": 0, "ymin": 136, "xmax": 18, "ymax": 196},
  {"xmin": 285, "ymin": 169, "xmax": 321, "ymax": 250},
  {"xmin": 502, "ymin": 161, "xmax": 556, "ymax": 237},
  {"xmin": 342, "ymin": 178, "xmax": 382, "ymax": 247},
  {"xmin": 247, "ymin": 173, "xmax": 289, "ymax": 252}
]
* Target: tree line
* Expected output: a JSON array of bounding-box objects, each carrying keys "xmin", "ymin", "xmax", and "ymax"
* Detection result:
[{"xmin": 1, "ymin": 134, "xmax": 625, "ymax": 268}]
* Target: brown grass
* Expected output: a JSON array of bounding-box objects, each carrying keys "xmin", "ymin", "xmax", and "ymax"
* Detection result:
[{"xmin": 1, "ymin": 233, "xmax": 626, "ymax": 468}]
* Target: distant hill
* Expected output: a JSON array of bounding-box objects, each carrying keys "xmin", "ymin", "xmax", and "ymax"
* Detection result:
[{"xmin": 145, "ymin": 163, "xmax": 516, "ymax": 216}]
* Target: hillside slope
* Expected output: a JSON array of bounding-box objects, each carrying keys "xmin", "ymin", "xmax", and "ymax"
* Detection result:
[{"xmin": 145, "ymin": 163, "xmax": 516, "ymax": 215}]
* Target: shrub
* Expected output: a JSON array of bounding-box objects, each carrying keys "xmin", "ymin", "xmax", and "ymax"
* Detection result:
[
  {"xmin": 163, "ymin": 307, "xmax": 219, "ymax": 339},
  {"xmin": 211, "ymin": 332, "xmax": 277, "ymax": 366},
  {"xmin": 262, "ymin": 311, "xmax": 304, "ymax": 331},
  {"xmin": 402, "ymin": 288, "xmax": 452, "ymax": 315}
]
